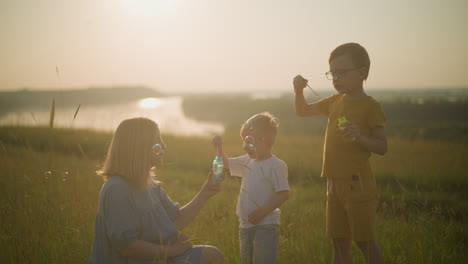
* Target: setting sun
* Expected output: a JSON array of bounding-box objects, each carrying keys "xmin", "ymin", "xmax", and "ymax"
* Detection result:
[{"xmin": 138, "ymin": 97, "xmax": 162, "ymax": 108}]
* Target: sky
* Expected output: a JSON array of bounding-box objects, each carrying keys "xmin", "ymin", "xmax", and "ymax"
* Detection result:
[{"xmin": 1, "ymin": 0, "xmax": 467, "ymax": 93}]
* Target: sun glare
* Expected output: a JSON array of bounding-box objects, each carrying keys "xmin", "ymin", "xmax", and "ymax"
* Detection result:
[
  {"xmin": 138, "ymin": 98, "xmax": 162, "ymax": 109},
  {"xmin": 124, "ymin": 0, "xmax": 168, "ymax": 16},
  {"xmin": 129, "ymin": 0, "xmax": 162, "ymax": 8}
]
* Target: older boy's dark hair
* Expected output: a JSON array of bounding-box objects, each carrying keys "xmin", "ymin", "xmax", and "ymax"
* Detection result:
[
  {"xmin": 329, "ymin": 43, "xmax": 371, "ymax": 80},
  {"xmin": 240, "ymin": 112, "xmax": 279, "ymax": 142}
]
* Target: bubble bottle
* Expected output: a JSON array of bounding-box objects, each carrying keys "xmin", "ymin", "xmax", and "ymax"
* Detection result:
[
  {"xmin": 212, "ymin": 150, "xmax": 224, "ymax": 183},
  {"xmin": 338, "ymin": 116, "xmax": 355, "ymax": 142}
]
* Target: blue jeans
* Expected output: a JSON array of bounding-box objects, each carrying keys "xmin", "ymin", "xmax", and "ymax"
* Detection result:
[{"xmin": 240, "ymin": 224, "xmax": 280, "ymax": 264}]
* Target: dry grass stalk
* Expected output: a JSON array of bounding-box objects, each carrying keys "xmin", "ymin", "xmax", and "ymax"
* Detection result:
[
  {"xmin": 73, "ymin": 104, "xmax": 81, "ymax": 119},
  {"xmin": 49, "ymin": 99, "xmax": 55, "ymax": 128},
  {"xmin": 30, "ymin": 112, "xmax": 37, "ymax": 124}
]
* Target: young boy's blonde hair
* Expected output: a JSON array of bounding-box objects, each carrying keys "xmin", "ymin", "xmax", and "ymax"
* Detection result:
[
  {"xmin": 97, "ymin": 117, "xmax": 159, "ymax": 188},
  {"xmin": 240, "ymin": 112, "xmax": 279, "ymax": 145}
]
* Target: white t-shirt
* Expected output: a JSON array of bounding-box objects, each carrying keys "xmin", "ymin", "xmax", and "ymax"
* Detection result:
[{"xmin": 229, "ymin": 155, "xmax": 289, "ymax": 228}]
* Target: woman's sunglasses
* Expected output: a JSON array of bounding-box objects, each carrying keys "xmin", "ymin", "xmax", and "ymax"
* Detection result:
[{"xmin": 152, "ymin": 143, "xmax": 164, "ymax": 155}]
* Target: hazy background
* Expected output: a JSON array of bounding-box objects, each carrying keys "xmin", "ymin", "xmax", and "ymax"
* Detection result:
[
  {"xmin": 1, "ymin": 1, "xmax": 468, "ymax": 262},
  {"xmin": 1, "ymin": 0, "xmax": 468, "ymax": 93}
]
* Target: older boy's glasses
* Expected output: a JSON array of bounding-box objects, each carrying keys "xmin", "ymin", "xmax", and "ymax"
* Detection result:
[
  {"xmin": 325, "ymin": 67, "xmax": 361, "ymax": 81},
  {"xmin": 152, "ymin": 143, "xmax": 164, "ymax": 155}
]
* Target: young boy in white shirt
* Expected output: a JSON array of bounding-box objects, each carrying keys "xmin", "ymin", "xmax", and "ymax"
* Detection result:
[{"xmin": 212, "ymin": 112, "xmax": 289, "ymax": 264}]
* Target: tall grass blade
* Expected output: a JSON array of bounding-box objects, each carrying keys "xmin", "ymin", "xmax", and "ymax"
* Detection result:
[
  {"xmin": 77, "ymin": 143, "xmax": 86, "ymax": 158},
  {"xmin": 49, "ymin": 99, "xmax": 55, "ymax": 128},
  {"xmin": 30, "ymin": 112, "xmax": 37, "ymax": 125},
  {"xmin": 73, "ymin": 104, "xmax": 81, "ymax": 119}
]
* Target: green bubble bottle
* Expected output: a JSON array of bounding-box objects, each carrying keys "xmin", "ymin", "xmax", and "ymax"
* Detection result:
[
  {"xmin": 338, "ymin": 116, "xmax": 355, "ymax": 142},
  {"xmin": 212, "ymin": 152, "xmax": 224, "ymax": 183}
]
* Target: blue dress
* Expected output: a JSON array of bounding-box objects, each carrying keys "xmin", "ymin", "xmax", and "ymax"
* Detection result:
[{"xmin": 89, "ymin": 176, "xmax": 205, "ymax": 264}]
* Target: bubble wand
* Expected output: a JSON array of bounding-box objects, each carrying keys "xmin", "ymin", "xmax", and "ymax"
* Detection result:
[{"xmin": 306, "ymin": 84, "xmax": 320, "ymax": 97}]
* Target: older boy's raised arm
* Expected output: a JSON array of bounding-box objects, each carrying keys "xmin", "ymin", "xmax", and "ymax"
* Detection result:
[{"xmin": 293, "ymin": 75, "xmax": 321, "ymax": 117}]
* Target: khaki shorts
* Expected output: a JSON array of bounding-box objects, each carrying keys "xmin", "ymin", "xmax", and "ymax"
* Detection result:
[{"xmin": 326, "ymin": 174, "xmax": 378, "ymax": 242}]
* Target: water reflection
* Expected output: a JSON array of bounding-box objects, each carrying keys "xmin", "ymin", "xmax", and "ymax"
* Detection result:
[
  {"xmin": 138, "ymin": 98, "xmax": 162, "ymax": 109},
  {"xmin": 0, "ymin": 97, "xmax": 224, "ymax": 137}
]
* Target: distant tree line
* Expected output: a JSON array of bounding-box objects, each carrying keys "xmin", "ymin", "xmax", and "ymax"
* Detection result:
[
  {"xmin": 0, "ymin": 86, "xmax": 161, "ymax": 112},
  {"xmin": 182, "ymin": 94, "xmax": 468, "ymax": 142}
]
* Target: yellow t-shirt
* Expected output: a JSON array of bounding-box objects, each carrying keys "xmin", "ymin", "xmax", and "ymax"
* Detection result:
[{"xmin": 317, "ymin": 94, "xmax": 386, "ymax": 179}]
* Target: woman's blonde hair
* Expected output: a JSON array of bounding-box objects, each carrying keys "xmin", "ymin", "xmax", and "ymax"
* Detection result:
[{"xmin": 97, "ymin": 117, "xmax": 159, "ymax": 188}]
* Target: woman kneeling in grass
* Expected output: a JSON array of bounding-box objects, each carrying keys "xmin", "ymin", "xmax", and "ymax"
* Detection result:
[{"xmin": 89, "ymin": 117, "xmax": 224, "ymax": 264}]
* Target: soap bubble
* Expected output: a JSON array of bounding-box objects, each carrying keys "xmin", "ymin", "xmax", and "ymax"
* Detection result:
[
  {"xmin": 62, "ymin": 171, "xmax": 71, "ymax": 182},
  {"xmin": 44, "ymin": 171, "xmax": 52, "ymax": 180},
  {"xmin": 243, "ymin": 135, "xmax": 256, "ymax": 152}
]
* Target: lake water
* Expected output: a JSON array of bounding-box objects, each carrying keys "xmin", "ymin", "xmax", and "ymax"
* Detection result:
[{"xmin": 0, "ymin": 97, "xmax": 224, "ymax": 137}]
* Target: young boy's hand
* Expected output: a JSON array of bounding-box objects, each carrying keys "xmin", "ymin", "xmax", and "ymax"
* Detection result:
[
  {"xmin": 211, "ymin": 135, "xmax": 222, "ymax": 147},
  {"xmin": 248, "ymin": 208, "xmax": 269, "ymax": 225}
]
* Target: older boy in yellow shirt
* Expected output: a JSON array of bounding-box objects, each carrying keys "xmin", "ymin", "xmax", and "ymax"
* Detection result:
[{"xmin": 294, "ymin": 43, "xmax": 387, "ymax": 264}]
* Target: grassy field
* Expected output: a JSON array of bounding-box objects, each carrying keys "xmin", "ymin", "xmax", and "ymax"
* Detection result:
[{"xmin": 0, "ymin": 126, "xmax": 467, "ymax": 263}]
